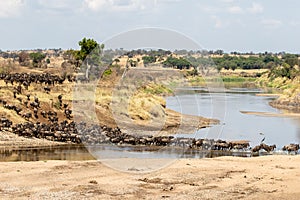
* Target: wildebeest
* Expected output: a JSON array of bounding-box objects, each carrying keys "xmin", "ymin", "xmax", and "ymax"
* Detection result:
[
  {"xmin": 23, "ymin": 100, "xmax": 28, "ymax": 107},
  {"xmin": 41, "ymin": 110, "xmax": 47, "ymax": 118},
  {"xmin": 15, "ymin": 107, "xmax": 22, "ymax": 115},
  {"xmin": 213, "ymin": 140, "xmax": 230, "ymax": 150},
  {"xmin": 30, "ymin": 102, "xmax": 39, "ymax": 109},
  {"xmin": 261, "ymin": 143, "xmax": 276, "ymax": 152},
  {"xmin": 229, "ymin": 140, "xmax": 250, "ymax": 150},
  {"xmin": 0, "ymin": 72, "xmax": 67, "ymax": 88},
  {"xmin": 17, "ymin": 97, "xmax": 22, "ymax": 103},
  {"xmin": 282, "ymin": 144, "xmax": 299, "ymax": 153},
  {"xmin": 13, "ymin": 91, "xmax": 17, "ymax": 98},
  {"xmin": 58, "ymin": 94, "xmax": 63, "ymax": 101},
  {"xmin": 64, "ymin": 108, "xmax": 72, "ymax": 120},
  {"xmin": 252, "ymin": 143, "xmax": 276, "ymax": 153},
  {"xmin": 0, "ymin": 117, "xmax": 12, "ymax": 130},
  {"xmin": 22, "ymin": 112, "xmax": 32, "ymax": 120},
  {"xmin": 252, "ymin": 145, "xmax": 261, "ymax": 153},
  {"xmin": 44, "ymin": 86, "xmax": 51, "ymax": 93}
]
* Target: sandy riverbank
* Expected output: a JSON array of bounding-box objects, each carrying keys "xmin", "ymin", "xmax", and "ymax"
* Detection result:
[
  {"xmin": 240, "ymin": 111, "xmax": 300, "ymax": 118},
  {"xmin": 0, "ymin": 131, "xmax": 67, "ymax": 149},
  {"xmin": 0, "ymin": 156, "xmax": 300, "ymax": 199}
]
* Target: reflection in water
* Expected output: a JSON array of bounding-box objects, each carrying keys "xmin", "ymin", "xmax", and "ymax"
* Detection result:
[
  {"xmin": 0, "ymin": 145, "xmax": 95, "ymax": 162},
  {"xmin": 92, "ymin": 145, "xmax": 252, "ymax": 159},
  {"xmin": 0, "ymin": 144, "xmax": 253, "ymax": 162}
]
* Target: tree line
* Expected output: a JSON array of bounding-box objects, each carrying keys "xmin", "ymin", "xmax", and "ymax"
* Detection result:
[
  {"xmin": 1, "ymin": 38, "xmax": 299, "ymax": 80},
  {"xmin": 210, "ymin": 54, "xmax": 299, "ymax": 71}
]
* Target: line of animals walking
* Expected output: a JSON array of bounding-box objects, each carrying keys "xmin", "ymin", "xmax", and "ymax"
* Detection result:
[
  {"xmin": 0, "ymin": 72, "xmax": 299, "ymax": 155},
  {"xmin": 1, "ymin": 116, "xmax": 299, "ymax": 154}
]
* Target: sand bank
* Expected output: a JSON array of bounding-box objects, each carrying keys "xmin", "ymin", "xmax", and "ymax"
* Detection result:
[{"xmin": 0, "ymin": 156, "xmax": 299, "ymax": 199}]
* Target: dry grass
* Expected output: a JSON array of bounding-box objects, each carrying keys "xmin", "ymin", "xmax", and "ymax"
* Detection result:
[{"xmin": 128, "ymin": 92, "xmax": 166, "ymax": 123}]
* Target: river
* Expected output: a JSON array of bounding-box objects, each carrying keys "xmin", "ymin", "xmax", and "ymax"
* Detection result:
[
  {"xmin": 167, "ymin": 87, "xmax": 300, "ymax": 148},
  {"xmin": 1, "ymin": 87, "xmax": 299, "ymax": 162}
]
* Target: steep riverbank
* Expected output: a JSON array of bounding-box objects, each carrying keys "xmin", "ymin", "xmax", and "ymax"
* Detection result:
[
  {"xmin": 256, "ymin": 68, "xmax": 300, "ymax": 112},
  {"xmin": 0, "ymin": 67, "xmax": 218, "ymax": 148}
]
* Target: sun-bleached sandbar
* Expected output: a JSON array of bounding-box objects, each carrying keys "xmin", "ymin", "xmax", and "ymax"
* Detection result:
[{"xmin": 240, "ymin": 110, "xmax": 300, "ymax": 117}]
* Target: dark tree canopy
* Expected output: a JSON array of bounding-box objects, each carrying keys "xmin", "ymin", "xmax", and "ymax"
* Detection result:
[
  {"xmin": 282, "ymin": 54, "xmax": 299, "ymax": 67},
  {"xmin": 142, "ymin": 56, "xmax": 156, "ymax": 65},
  {"xmin": 75, "ymin": 38, "xmax": 100, "ymax": 62},
  {"xmin": 70, "ymin": 38, "xmax": 106, "ymax": 81},
  {"xmin": 29, "ymin": 52, "xmax": 46, "ymax": 67},
  {"xmin": 163, "ymin": 57, "xmax": 192, "ymax": 70}
]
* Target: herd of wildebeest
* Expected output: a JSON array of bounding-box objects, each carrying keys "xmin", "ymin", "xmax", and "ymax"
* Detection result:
[{"xmin": 0, "ymin": 72, "xmax": 299, "ymax": 155}]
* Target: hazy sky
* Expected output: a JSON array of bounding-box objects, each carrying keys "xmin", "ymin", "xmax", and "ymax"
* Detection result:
[{"xmin": 1, "ymin": 0, "xmax": 300, "ymax": 53}]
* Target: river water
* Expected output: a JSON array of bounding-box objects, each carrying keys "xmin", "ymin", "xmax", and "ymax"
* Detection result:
[{"xmin": 167, "ymin": 87, "xmax": 300, "ymax": 148}]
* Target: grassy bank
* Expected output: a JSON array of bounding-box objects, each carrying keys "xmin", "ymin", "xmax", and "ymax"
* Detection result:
[
  {"xmin": 256, "ymin": 69, "xmax": 300, "ymax": 110},
  {"xmin": 142, "ymin": 83, "xmax": 173, "ymax": 96},
  {"xmin": 188, "ymin": 75, "xmax": 257, "ymax": 87}
]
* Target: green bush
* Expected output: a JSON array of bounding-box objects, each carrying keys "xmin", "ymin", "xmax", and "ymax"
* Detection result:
[{"xmin": 103, "ymin": 69, "xmax": 112, "ymax": 77}]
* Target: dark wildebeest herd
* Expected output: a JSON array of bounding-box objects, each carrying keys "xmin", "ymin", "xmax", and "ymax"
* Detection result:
[{"xmin": 0, "ymin": 72, "xmax": 299, "ymax": 155}]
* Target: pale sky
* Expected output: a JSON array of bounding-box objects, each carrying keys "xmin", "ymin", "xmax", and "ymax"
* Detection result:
[{"xmin": 0, "ymin": 0, "xmax": 300, "ymax": 53}]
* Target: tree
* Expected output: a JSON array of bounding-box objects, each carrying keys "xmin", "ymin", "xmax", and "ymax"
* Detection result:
[
  {"xmin": 29, "ymin": 52, "xmax": 46, "ymax": 67},
  {"xmin": 282, "ymin": 54, "xmax": 298, "ymax": 67},
  {"xmin": 128, "ymin": 59, "xmax": 137, "ymax": 67},
  {"xmin": 216, "ymin": 65, "xmax": 222, "ymax": 72},
  {"xmin": 114, "ymin": 58, "xmax": 120, "ymax": 65},
  {"xmin": 76, "ymin": 37, "xmax": 100, "ymax": 61},
  {"xmin": 63, "ymin": 49, "xmax": 81, "ymax": 70},
  {"xmin": 18, "ymin": 52, "xmax": 30, "ymax": 66},
  {"xmin": 214, "ymin": 49, "xmax": 224, "ymax": 55},
  {"xmin": 142, "ymin": 55, "xmax": 156, "ymax": 65},
  {"xmin": 163, "ymin": 57, "xmax": 192, "ymax": 70},
  {"xmin": 72, "ymin": 38, "xmax": 105, "ymax": 80},
  {"xmin": 220, "ymin": 60, "xmax": 237, "ymax": 70}
]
